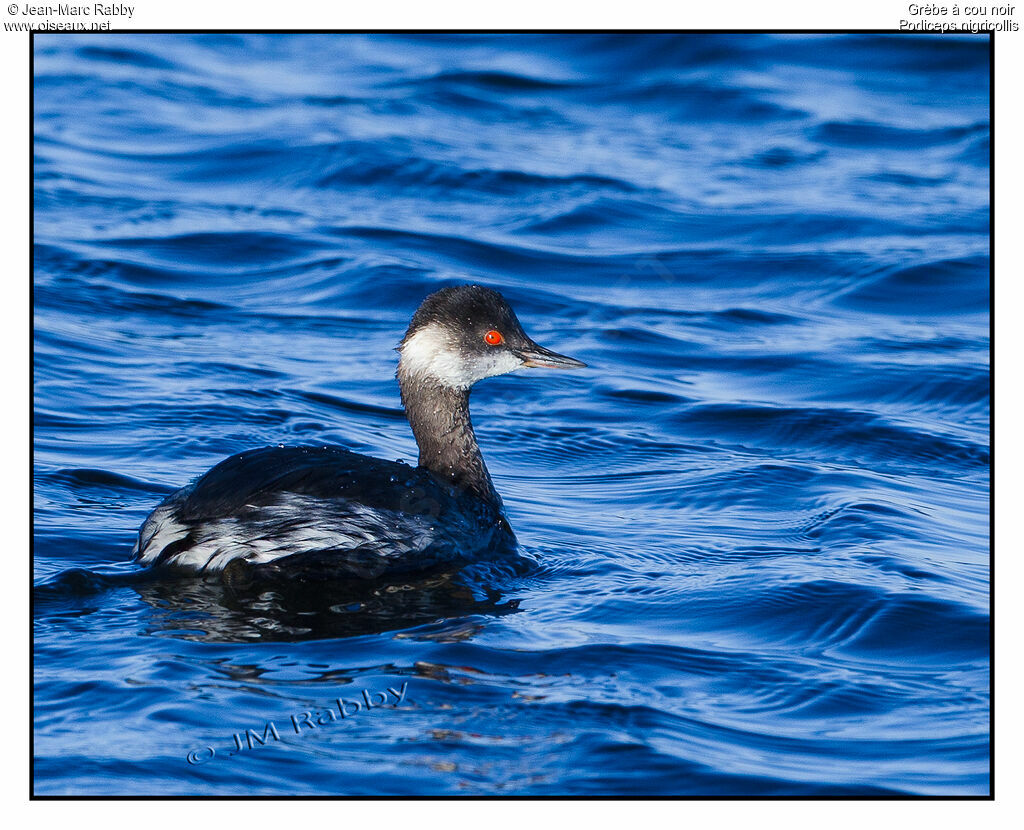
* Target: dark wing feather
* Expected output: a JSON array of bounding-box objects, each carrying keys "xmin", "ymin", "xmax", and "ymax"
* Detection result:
[
  {"xmin": 177, "ymin": 445, "xmax": 452, "ymax": 521},
  {"xmin": 134, "ymin": 445, "xmax": 515, "ymax": 574}
]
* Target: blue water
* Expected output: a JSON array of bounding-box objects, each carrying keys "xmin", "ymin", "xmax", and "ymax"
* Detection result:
[{"xmin": 32, "ymin": 33, "xmax": 990, "ymax": 796}]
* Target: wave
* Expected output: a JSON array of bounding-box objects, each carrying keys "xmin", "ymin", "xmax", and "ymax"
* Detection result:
[
  {"xmin": 834, "ymin": 256, "xmax": 990, "ymax": 314},
  {"xmin": 673, "ymin": 402, "xmax": 989, "ymax": 472},
  {"xmin": 814, "ymin": 120, "xmax": 988, "ymax": 150}
]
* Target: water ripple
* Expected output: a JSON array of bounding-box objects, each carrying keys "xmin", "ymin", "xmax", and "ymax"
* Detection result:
[{"xmin": 33, "ymin": 32, "xmax": 989, "ymax": 796}]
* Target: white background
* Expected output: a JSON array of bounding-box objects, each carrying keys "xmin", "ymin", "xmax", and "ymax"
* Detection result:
[{"xmin": 4, "ymin": 0, "xmax": 1016, "ymax": 822}]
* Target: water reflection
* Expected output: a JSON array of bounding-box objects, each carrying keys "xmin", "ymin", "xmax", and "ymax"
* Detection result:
[{"xmin": 35, "ymin": 561, "xmax": 525, "ymax": 643}]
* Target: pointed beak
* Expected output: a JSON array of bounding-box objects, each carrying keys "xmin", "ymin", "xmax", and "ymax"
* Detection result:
[{"xmin": 515, "ymin": 341, "xmax": 588, "ymax": 370}]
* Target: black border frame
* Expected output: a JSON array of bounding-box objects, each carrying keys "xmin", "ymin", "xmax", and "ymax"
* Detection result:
[{"xmin": 28, "ymin": 28, "xmax": 996, "ymax": 801}]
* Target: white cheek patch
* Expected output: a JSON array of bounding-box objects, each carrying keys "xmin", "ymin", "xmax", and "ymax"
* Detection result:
[
  {"xmin": 472, "ymin": 349, "xmax": 523, "ymax": 380},
  {"xmin": 400, "ymin": 325, "xmax": 475, "ymax": 388},
  {"xmin": 400, "ymin": 324, "xmax": 522, "ymax": 388}
]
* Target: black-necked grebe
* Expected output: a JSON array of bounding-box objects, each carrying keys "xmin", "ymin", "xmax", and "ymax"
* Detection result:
[{"xmin": 132, "ymin": 285, "xmax": 586, "ymax": 579}]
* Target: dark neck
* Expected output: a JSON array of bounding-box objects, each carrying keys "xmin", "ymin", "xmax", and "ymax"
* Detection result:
[{"xmin": 398, "ymin": 369, "xmax": 499, "ymax": 505}]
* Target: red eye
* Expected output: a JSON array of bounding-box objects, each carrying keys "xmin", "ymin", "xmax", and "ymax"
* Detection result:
[{"xmin": 484, "ymin": 330, "xmax": 503, "ymax": 346}]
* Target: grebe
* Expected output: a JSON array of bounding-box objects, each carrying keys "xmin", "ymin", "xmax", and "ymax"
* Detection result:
[{"xmin": 132, "ymin": 285, "xmax": 586, "ymax": 579}]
